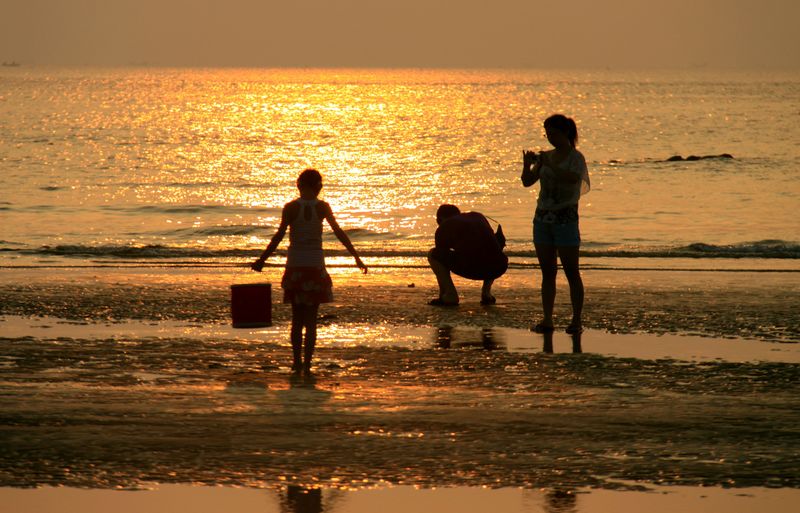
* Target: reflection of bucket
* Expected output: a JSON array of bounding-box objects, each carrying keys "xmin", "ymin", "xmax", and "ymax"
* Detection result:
[{"xmin": 231, "ymin": 283, "xmax": 272, "ymax": 328}]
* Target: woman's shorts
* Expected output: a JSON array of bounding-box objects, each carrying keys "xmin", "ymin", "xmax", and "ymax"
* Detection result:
[
  {"xmin": 533, "ymin": 220, "xmax": 581, "ymax": 247},
  {"xmin": 281, "ymin": 266, "xmax": 333, "ymax": 305}
]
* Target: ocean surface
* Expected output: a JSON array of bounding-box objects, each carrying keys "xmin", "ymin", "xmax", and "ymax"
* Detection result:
[{"xmin": 1, "ymin": 67, "xmax": 799, "ymax": 268}]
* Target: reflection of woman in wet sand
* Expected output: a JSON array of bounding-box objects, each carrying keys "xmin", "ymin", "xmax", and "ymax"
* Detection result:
[
  {"xmin": 544, "ymin": 488, "xmax": 578, "ymax": 513},
  {"xmin": 278, "ymin": 485, "xmax": 345, "ymax": 513},
  {"xmin": 541, "ymin": 330, "xmax": 582, "ymax": 354},
  {"xmin": 521, "ymin": 115, "xmax": 590, "ymax": 335},
  {"xmin": 280, "ymin": 485, "xmax": 322, "ymax": 513},
  {"xmin": 252, "ymin": 169, "xmax": 368, "ymax": 375}
]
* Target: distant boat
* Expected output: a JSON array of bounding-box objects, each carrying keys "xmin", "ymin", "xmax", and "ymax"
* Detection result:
[{"xmin": 2, "ymin": 61, "xmax": 21, "ymax": 67}]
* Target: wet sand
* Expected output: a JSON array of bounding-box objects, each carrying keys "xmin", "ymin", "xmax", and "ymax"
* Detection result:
[
  {"xmin": 3, "ymin": 483, "xmax": 799, "ymax": 513},
  {"xmin": 1, "ymin": 263, "xmax": 798, "ymax": 342},
  {"xmin": 1, "ymin": 264, "xmax": 799, "ymax": 510}
]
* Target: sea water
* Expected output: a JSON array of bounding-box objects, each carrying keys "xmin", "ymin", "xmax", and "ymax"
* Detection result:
[{"xmin": 1, "ymin": 67, "xmax": 798, "ymax": 268}]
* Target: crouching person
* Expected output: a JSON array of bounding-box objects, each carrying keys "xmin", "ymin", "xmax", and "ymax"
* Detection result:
[{"xmin": 427, "ymin": 204, "xmax": 508, "ymax": 306}]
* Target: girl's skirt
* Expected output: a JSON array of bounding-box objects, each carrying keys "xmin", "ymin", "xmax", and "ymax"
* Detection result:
[{"xmin": 281, "ymin": 266, "xmax": 333, "ymax": 305}]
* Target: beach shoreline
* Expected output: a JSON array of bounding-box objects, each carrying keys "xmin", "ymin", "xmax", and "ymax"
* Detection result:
[{"xmin": 2, "ymin": 263, "xmax": 797, "ymax": 342}]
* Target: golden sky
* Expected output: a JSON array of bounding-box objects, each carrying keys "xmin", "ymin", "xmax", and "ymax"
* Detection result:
[{"xmin": 2, "ymin": 0, "xmax": 798, "ymax": 68}]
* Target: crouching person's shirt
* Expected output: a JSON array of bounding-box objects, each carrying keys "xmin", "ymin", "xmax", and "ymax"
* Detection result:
[{"xmin": 434, "ymin": 212, "xmax": 508, "ymax": 281}]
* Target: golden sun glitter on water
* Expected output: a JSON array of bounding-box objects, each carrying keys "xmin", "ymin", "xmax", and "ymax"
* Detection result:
[{"xmin": 1, "ymin": 67, "xmax": 798, "ymax": 270}]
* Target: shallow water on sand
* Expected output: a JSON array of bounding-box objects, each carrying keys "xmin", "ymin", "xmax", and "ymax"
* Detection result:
[
  {"xmin": 1, "ymin": 318, "xmax": 798, "ymax": 492},
  {"xmin": 2, "ymin": 265, "xmax": 798, "ymax": 342}
]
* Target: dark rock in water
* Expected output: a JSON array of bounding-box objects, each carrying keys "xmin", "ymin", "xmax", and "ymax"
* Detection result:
[{"xmin": 666, "ymin": 154, "xmax": 734, "ymax": 162}]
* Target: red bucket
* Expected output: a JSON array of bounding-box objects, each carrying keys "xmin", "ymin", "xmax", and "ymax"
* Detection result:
[{"xmin": 230, "ymin": 283, "xmax": 272, "ymax": 328}]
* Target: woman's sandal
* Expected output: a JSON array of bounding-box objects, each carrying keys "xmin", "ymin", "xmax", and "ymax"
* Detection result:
[{"xmin": 531, "ymin": 323, "xmax": 555, "ymax": 334}]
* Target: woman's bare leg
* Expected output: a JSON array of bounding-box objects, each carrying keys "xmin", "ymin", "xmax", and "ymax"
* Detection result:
[
  {"xmin": 535, "ymin": 243, "xmax": 558, "ymax": 329},
  {"xmin": 558, "ymin": 245, "xmax": 584, "ymax": 331}
]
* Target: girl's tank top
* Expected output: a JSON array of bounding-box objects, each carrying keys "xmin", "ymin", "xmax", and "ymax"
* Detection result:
[{"xmin": 286, "ymin": 199, "xmax": 324, "ymax": 268}]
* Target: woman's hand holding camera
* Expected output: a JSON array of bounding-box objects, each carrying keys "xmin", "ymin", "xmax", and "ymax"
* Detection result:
[{"xmin": 523, "ymin": 149, "xmax": 538, "ymax": 168}]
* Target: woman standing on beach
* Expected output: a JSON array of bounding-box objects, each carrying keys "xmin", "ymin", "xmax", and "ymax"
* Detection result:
[
  {"xmin": 521, "ymin": 114, "xmax": 590, "ymax": 334},
  {"xmin": 252, "ymin": 169, "xmax": 368, "ymax": 374}
]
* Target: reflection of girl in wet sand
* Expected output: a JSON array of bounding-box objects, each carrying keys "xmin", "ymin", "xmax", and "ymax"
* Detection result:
[
  {"xmin": 521, "ymin": 115, "xmax": 590, "ymax": 335},
  {"xmin": 278, "ymin": 485, "xmax": 345, "ymax": 513},
  {"xmin": 252, "ymin": 169, "xmax": 368, "ymax": 374}
]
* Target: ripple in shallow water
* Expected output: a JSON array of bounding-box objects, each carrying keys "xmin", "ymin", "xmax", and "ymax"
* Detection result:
[{"xmin": 1, "ymin": 332, "xmax": 798, "ymax": 490}]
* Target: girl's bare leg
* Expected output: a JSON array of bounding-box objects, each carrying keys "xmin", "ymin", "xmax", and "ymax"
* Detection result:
[
  {"xmin": 302, "ymin": 304, "xmax": 320, "ymax": 373},
  {"xmin": 290, "ymin": 303, "xmax": 304, "ymax": 371}
]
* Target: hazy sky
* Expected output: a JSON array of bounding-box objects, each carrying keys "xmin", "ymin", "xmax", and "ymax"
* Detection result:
[{"xmin": 2, "ymin": 0, "xmax": 798, "ymax": 68}]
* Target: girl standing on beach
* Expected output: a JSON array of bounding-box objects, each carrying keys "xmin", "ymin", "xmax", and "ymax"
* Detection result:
[
  {"xmin": 521, "ymin": 114, "xmax": 590, "ymax": 334},
  {"xmin": 252, "ymin": 169, "xmax": 368, "ymax": 374}
]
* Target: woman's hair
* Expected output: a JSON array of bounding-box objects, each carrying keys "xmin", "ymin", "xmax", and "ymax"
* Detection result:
[
  {"xmin": 544, "ymin": 114, "xmax": 579, "ymax": 147},
  {"xmin": 297, "ymin": 168, "xmax": 322, "ymax": 192}
]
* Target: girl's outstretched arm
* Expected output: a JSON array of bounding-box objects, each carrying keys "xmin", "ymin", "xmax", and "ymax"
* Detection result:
[
  {"xmin": 251, "ymin": 202, "xmax": 293, "ymax": 272},
  {"xmin": 320, "ymin": 202, "xmax": 368, "ymax": 274}
]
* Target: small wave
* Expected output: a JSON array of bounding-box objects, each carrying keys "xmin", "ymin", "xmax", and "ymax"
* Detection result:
[
  {"xmin": 456, "ymin": 157, "xmax": 480, "ymax": 167},
  {"xmin": 148, "ymin": 225, "xmax": 385, "ymax": 239},
  {"xmin": 332, "ymin": 228, "xmax": 392, "ymax": 240},
  {"xmin": 174, "ymin": 225, "xmax": 263, "ymax": 237},
  {"xmin": 28, "ymin": 244, "xmax": 252, "ymax": 259},
  {"xmin": 511, "ymin": 240, "xmax": 800, "ymax": 259},
  {"xmin": 570, "ymin": 241, "xmax": 800, "ymax": 259},
  {"xmin": 4, "ymin": 239, "xmax": 797, "ymax": 261},
  {"xmin": 679, "ymin": 240, "xmax": 800, "ymax": 258},
  {"xmin": 7, "ymin": 243, "xmax": 422, "ymax": 261},
  {"xmin": 114, "ymin": 181, "xmax": 285, "ymax": 189},
  {"xmin": 100, "ymin": 204, "xmax": 281, "ymax": 215}
]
